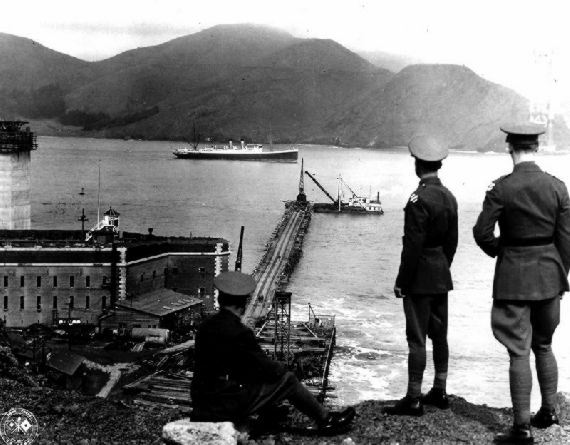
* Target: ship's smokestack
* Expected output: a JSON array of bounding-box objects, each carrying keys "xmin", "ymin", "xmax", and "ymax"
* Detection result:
[
  {"xmin": 241, "ymin": 140, "xmax": 245, "ymax": 149},
  {"xmin": 229, "ymin": 140, "xmax": 233, "ymax": 149}
]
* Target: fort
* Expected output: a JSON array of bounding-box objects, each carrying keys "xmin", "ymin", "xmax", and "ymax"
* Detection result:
[{"xmin": 0, "ymin": 222, "xmax": 230, "ymax": 328}]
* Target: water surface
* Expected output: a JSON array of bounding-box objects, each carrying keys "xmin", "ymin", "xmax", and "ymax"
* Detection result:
[{"xmin": 32, "ymin": 137, "xmax": 570, "ymax": 408}]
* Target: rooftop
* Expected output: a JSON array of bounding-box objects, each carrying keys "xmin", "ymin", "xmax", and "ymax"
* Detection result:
[
  {"xmin": 0, "ymin": 229, "xmax": 227, "ymax": 249},
  {"xmin": 46, "ymin": 351, "xmax": 86, "ymax": 376},
  {"xmin": 117, "ymin": 289, "xmax": 202, "ymax": 317}
]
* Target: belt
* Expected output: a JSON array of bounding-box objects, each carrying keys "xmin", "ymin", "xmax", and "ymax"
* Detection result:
[{"xmin": 501, "ymin": 236, "xmax": 553, "ymax": 247}]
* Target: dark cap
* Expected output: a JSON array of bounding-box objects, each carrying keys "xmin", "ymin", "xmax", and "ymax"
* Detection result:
[
  {"xmin": 408, "ymin": 135, "xmax": 448, "ymax": 161},
  {"xmin": 213, "ymin": 271, "xmax": 256, "ymax": 296},
  {"xmin": 500, "ymin": 123, "xmax": 545, "ymax": 147}
]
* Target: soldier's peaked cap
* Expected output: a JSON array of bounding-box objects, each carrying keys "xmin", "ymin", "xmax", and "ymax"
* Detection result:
[
  {"xmin": 408, "ymin": 135, "xmax": 448, "ymax": 162},
  {"xmin": 500, "ymin": 123, "xmax": 545, "ymax": 146},
  {"xmin": 214, "ymin": 271, "xmax": 256, "ymax": 296}
]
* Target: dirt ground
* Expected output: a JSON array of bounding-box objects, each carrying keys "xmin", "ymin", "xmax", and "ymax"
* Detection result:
[
  {"xmin": 2, "ymin": 324, "xmax": 569, "ymax": 444},
  {"xmin": 2, "ymin": 378, "xmax": 570, "ymax": 444}
]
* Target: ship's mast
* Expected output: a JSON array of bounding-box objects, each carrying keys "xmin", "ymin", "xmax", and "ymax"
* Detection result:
[
  {"xmin": 296, "ymin": 159, "xmax": 307, "ymax": 202},
  {"xmin": 299, "ymin": 159, "xmax": 304, "ymax": 194},
  {"xmin": 337, "ymin": 174, "xmax": 341, "ymax": 212}
]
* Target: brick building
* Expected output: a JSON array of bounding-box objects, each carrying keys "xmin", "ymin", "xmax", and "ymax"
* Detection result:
[{"xmin": 0, "ymin": 224, "xmax": 229, "ymax": 328}]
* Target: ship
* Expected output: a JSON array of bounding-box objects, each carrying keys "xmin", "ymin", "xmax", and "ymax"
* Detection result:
[
  {"xmin": 303, "ymin": 165, "xmax": 383, "ymax": 214},
  {"xmin": 173, "ymin": 139, "xmax": 298, "ymax": 161}
]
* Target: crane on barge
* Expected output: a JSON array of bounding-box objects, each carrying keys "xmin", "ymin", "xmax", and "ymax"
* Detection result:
[{"xmin": 304, "ymin": 169, "xmax": 384, "ymax": 214}]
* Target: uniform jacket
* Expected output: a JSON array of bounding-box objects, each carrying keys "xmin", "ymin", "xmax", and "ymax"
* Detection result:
[
  {"xmin": 396, "ymin": 176, "xmax": 458, "ymax": 294},
  {"xmin": 191, "ymin": 308, "xmax": 286, "ymax": 420},
  {"xmin": 473, "ymin": 161, "xmax": 570, "ymax": 300}
]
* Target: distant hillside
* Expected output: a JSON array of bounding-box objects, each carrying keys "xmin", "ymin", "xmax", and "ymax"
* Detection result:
[
  {"xmin": 358, "ymin": 50, "xmax": 421, "ymax": 73},
  {"xmin": 0, "ymin": 33, "xmax": 92, "ymax": 119},
  {"xmin": 262, "ymin": 39, "xmax": 377, "ymax": 73},
  {"xmin": 331, "ymin": 64, "xmax": 544, "ymax": 151},
  {"xmin": 0, "ymin": 33, "xmax": 90, "ymax": 90},
  {"xmin": 1, "ymin": 25, "xmax": 569, "ymax": 151}
]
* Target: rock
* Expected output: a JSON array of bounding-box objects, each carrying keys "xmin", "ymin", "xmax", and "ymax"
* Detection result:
[{"xmin": 162, "ymin": 419, "xmax": 238, "ymax": 445}]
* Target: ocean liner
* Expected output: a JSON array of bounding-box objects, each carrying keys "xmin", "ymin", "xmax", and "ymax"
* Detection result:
[{"xmin": 173, "ymin": 139, "xmax": 298, "ymax": 161}]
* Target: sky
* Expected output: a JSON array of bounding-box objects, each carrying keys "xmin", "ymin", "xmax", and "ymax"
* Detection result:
[{"xmin": 1, "ymin": 0, "xmax": 569, "ymax": 113}]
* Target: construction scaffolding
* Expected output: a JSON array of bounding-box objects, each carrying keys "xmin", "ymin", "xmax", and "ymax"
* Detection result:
[
  {"xmin": 273, "ymin": 291, "xmax": 292, "ymax": 365},
  {"xmin": 0, "ymin": 121, "xmax": 38, "ymax": 152}
]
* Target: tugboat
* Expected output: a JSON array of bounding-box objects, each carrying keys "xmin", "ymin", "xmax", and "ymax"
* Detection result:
[
  {"xmin": 173, "ymin": 139, "xmax": 298, "ymax": 162},
  {"xmin": 304, "ymin": 166, "xmax": 383, "ymax": 214}
]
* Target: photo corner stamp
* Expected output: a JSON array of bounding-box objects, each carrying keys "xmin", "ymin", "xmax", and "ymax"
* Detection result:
[{"xmin": 0, "ymin": 408, "xmax": 39, "ymax": 445}]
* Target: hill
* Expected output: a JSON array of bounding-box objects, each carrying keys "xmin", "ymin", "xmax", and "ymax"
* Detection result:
[
  {"xmin": 0, "ymin": 33, "xmax": 92, "ymax": 119},
  {"xmin": 333, "ymin": 64, "xmax": 546, "ymax": 151},
  {"xmin": 358, "ymin": 49, "xmax": 422, "ymax": 72},
  {"xmin": 1, "ymin": 25, "xmax": 569, "ymax": 151}
]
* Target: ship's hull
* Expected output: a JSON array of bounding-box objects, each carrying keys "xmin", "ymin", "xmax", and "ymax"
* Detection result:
[
  {"xmin": 313, "ymin": 203, "xmax": 384, "ymax": 214},
  {"xmin": 173, "ymin": 149, "xmax": 298, "ymax": 161}
]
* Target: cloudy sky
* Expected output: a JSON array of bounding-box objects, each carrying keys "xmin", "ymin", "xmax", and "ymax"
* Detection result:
[{"xmin": 1, "ymin": 0, "xmax": 568, "ymax": 110}]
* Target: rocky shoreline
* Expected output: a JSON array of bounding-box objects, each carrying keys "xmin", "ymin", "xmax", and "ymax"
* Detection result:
[{"xmin": 2, "ymin": 377, "xmax": 569, "ymax": 444}]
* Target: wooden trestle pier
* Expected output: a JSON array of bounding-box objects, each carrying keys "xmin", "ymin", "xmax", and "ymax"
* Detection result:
[{"xmin": 244, "ymin": 201, "xmax": 313, "ymax": 324}]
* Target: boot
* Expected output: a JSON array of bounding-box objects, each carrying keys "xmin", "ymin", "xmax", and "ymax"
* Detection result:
[
  {"xmin": 383, "ymin": 396, "xmax": 424, "ymax": 416},
  {"xmin": 494, "ymin": 424, "xmax": 533, "ymax": 444},
  {"xmin": 317, "ymin": 407, "xmax": 356, "ymax": 436},
  {"xmin": 421, "ymin": 388, "xmax": 449, "ymax": 409},
  {"xmin": 531, "ymin": 407, "xmax": 559, "ymax": 429}
]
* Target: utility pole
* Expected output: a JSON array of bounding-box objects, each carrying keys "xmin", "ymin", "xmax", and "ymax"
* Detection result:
[
  {"xmin": 78, "ymin": 208, "xmax": 89, "ymax": 235},
  {"xmin": 68, "ymin": 299, "xmax": 72, "ymax": 351},
  {"xmin": 235, "ymin": 226, "xmax": 244, "ymax": 271}
]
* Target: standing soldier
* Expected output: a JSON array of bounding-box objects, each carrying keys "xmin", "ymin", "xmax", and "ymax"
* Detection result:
[
  {"xmin": 473, "ymin": 124, "xmax": 570, "ymax": 444},
  {"xmin": 385, "ymin": 135, "xmax": 458, "ymax": 416}
]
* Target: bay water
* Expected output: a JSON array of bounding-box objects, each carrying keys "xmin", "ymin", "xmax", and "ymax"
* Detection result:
[{"xmin": 31, "ymin": 137, "xmax": 570, "ymax": 409}]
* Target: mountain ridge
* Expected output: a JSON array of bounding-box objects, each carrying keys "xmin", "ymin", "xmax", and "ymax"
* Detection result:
[{"xmin": 0, "ymin": 25, "xmax": 568, "ymax": 151}]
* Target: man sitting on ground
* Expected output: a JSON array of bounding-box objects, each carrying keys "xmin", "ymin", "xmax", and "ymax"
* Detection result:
[{"xmin": 190, "ymin": 271, "xmax": 355, "ymax": 435}]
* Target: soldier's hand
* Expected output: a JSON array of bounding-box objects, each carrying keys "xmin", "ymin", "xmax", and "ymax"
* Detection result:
[{"xmin": 394, "ymin": 286, "xmax": 405, "ymax": 298}]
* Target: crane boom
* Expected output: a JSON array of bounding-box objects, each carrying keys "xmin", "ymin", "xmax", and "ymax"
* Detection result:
[
  {"xmin": 305, "ymin": 171, "xmax": 336, "ymax": 203},
  {"xmin": 339, "ymin": 176, "xmax": 357, "ymax": 197}
]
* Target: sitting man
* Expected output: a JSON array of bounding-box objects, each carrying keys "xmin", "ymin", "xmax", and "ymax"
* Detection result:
[{"xmin": 191, "ymin": 271, "xmax": 355, "ymax": 435}]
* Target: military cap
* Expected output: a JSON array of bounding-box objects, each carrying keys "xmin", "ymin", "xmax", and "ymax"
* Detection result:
[
  {"xmin": 408, "ymin": 135, "xmax": 448, "ymax": 161},
  {"xmin": 214, "ymin": 271, "xmax": 256, "ymax": 296},
  {"xmin": 500, "ymin": 123, "xmax": 545, "ymax": 146}
]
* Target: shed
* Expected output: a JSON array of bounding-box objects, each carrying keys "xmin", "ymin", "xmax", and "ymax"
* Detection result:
[
  {"xmin": 100, "ymin": 289, "xmax": 202, "ymax": 333},
  {"xmin": 46, "ymin": 351, "xmax": 86, "ymax": 390}
]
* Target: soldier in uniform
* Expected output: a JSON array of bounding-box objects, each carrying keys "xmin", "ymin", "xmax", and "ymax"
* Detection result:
[
  {"xmin": 385, "ymin": 135, "xmax": 458, "ymax": 416},
  {"xmin": 473, "ymin": 124, "xmax": 570, "ymax": 444},
  {"xmin": 191, "ymin": 271, "xmax": 356, "ymax": 434}
]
